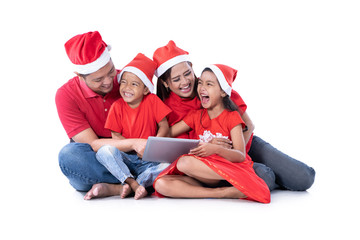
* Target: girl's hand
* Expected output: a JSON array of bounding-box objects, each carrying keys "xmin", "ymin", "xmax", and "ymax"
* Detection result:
[
  {"xmin": 189, "ymin": 142, "xmax": 219, "ymax": 157},
  {"xmin": 209, "ymin": 137, "xmax": 232, "ymax": 149},
  {"xmin": 133, "ymin": 139, "xmax": 147, "ymax": 158}
]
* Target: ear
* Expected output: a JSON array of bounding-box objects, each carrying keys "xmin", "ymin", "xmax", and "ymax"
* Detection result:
[
  {"xmin": 220, "ymin": 90, "xmax": 227, "ymax": 98},
  {"xmin": 162, "ymin": 80, "xmax": 169, "ymax": 89},
  {"xmin": 75, "ymin": 72, "xmax": 84, "ymax": 81},
  {"xmin": 143, "ymin": 87, "xmax": 150, "ymax": 95}
]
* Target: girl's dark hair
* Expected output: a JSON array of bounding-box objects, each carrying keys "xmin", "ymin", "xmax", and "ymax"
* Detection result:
[
  {"xmin": 201, "ymin": 68, "xmax": 239, "ymax": 112},
  {"xmin": 156, "ymin": 61, "xmax": 198, "ymax": 101}
]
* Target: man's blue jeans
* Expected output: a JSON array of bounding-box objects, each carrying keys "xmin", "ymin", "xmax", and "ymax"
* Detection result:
[
  {"xmin": 58, "ymin": 142, "xmax": 120, "ymax": 191},
  {"xmin": 96, "ymin": 145, "xmax": 169, "ymax": 188}
]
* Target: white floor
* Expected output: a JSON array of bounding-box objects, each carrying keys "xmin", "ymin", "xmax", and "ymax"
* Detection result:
[{"xmin": 2, "ymin": 158, "xmax": 358, "ymax": 240}]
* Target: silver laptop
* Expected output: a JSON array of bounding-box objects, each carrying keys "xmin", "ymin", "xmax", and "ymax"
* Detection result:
[{"xmin": 142, "ymin": 137, "xmax": 200, "ymax": 163}]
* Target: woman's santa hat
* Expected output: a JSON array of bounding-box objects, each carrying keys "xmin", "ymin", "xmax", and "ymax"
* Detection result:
[
  {"xmin": 65, "ymin": 31, "xmax": 111, "ymax": 75},
  {"xmin": 153, "ymin": 40, "xmax": 191, "ymax": 78},
  {"xmin": 118, "ymin": 53, "xmax": 156, "ymax": 93},
  {"xmin": 204, "ymin": 64, "xmax": 237, "ymax": 97}
]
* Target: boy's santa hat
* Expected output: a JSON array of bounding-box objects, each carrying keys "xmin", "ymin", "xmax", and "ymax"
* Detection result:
[
  {"xmin": 65, "ymin": 31, "xmax": 111, "ymax": 75},
  {"xmin": 153, "ymin": 40, "xmax": 191, "ymax": 78},
  {"xmin": 205, "ymin": 64, "xmax": 237, "ymax": 97},
  {"xmin": 118, "ymin": 53, "xmax": 156, "ymax": 93}
]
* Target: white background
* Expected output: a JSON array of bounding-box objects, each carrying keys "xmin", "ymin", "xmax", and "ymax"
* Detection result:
[{"xmin": 1, "ymin": 0, "xmax": 359, "ymax": 239}]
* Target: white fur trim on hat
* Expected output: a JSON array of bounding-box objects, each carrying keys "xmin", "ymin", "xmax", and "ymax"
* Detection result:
[
  {"xmin": 155, "ymin": 54, "xmax": 191, "ymax": 78},
  {"xmin": 207, "ymin": 64, "xmax": 232, "ymax": 97},
  {"xmin": 118, "ymin": 66, "xmax": 154, "ymax": 93},
  {"xmin": 74, "ymin": 46, "xmax": 111, "ymax": 75}
]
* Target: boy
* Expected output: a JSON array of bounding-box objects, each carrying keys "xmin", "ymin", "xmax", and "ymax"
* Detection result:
[{"xmin": 87, "ymin": 53, "xmax": 172, "ymax": 200}]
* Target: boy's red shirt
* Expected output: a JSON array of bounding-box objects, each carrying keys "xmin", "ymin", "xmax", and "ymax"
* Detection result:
[{"xmin": 105, "ymin": 94, "xmax": 171, "ymax": 138}]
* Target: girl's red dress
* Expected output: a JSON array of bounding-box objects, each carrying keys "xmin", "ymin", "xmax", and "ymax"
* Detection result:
[{"xmin": 153, "ymin": 108, "xmax": 271, "ymax": 204}]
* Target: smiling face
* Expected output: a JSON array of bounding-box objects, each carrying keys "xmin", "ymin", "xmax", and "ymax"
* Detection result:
[
  {"xmin": 163, "ymin": 61, "xmax": 196, "ymax": 98},
  {"xmin": 119, "ymin": 71, "xmax": 149, "ymax": 108},
  {"xmin": 198, "ymin": 70, "xmax": 227, "ymax": 110},
  {"xmin": 78, "ymin": 60, "xmax": 116, "ymax": 96}
]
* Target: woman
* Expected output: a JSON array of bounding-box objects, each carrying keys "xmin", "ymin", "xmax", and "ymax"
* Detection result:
[{"xmin": 152, "ymin": 40, "xmax": 315, "ymax": 195}]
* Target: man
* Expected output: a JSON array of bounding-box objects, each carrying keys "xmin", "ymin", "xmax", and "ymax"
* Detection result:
[{"xmin": 56, "ymin": 31, "xmax": 128, "ymax": 199}]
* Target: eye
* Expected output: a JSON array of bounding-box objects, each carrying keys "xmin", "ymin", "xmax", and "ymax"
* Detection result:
[
  {"xmin": 184, "ymin": 71, "xmax": 191, "ymax": 76},
  {"xmin": 172, "ymin": 77, "xmax": 180, "ymax": 82},
  {"xmin": 120, "ymin": 79, "xmax": 127, "ymax": 84}
]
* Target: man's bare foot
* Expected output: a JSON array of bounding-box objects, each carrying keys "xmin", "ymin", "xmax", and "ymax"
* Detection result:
[
  {"xmin": 222, "ymin": 186, "xmax": 247, "ymax": 199},
  {"xmin": 120, "ymin": 184, "xmax": 133, "ymax": 199},
  {"xmin": 84, "ymin": 183, "xmax": 122, "ymax": 200},
  {"xmin": 134, "ymin": 185, "xmax": 148, "ymax": 200}
]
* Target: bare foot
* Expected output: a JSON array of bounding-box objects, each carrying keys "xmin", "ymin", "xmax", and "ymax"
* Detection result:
[
  {"xmin": 134, "ymin": 185, "xmax": 148, "ymax": 200},
  {"xmin": 84, "ymin": 183, "xmax": 122, "ymax": 200},
  {"xmin": 120, "ymin": 184, "xmax": 133, "ymax": 198},
  {"xmin": 222, "ymin": 186, "xmax": 247, "ymax": 199}
]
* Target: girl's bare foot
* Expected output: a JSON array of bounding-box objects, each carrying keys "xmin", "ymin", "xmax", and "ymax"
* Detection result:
[
  {"xmin": 120, "ymin": 184, "xmax": 133, "ymax": 198},
  {"xmin": 134, "ymin": 186, "xmax": 148, "ymax": 200},
  {"xmin": 222, "ymin": 186, "xmax": 247, "ymax": 199},
  {"xmin": 84, "ymin": 183, "xmax": 122, "ymax": 200}
]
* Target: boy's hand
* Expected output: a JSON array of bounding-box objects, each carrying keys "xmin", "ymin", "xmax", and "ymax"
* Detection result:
[
  {"xmin": 189, "ymin": 142, "xmax": 218, "ymax": 157},
  {"xmin": 133, "ymin": 139, "xmax": 147, "ymax": 158}
]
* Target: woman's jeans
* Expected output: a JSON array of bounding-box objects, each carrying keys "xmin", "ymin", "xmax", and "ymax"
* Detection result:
[
  {"xmin": 249, "ymin": 136, "xmax": 316, "ymax": 191},
  {"xmin": 95, "ymin": 145, "xmax": 169, "ymax": 188}
]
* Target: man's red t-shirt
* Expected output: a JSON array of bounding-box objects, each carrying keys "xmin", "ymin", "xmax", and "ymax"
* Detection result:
[
  {"xmin": 105, "ymin": 94, "xmax": 172, "ymax": 139},
  {"xmin": 55, "ymin": 71, "xmax": 121, "ymax": 139}
]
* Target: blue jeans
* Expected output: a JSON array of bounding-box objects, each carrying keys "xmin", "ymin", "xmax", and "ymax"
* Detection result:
[
  {"xmin": 96, "ymin": 145, "xmax": 170, "ymax": 188},
  {"xmin": 58, "ymin": 143, "xmax": 120, "ymax": 191},
  {"xmin": 249, "ymin": 136, "xmax": 316, "ymax": 191}
]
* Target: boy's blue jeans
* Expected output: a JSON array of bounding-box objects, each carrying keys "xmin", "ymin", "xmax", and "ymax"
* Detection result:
[{"xmin": 95, "ymin": 145, "xmax": 170, "ymax": 188}]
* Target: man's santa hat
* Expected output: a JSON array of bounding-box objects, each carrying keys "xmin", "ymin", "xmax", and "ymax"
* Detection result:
[
  {"xmin": 204, "ymin": 64, "xmax": 237, "ymax": 97},
  {"xmin": 153, "ymin": 40, "xmax": 191, "ymax": 78},
  {"xmin": 65, "ymin": 31, "xmax": 111, "ymax": 75},
  {"xmin": 118, "ymin": 53, "xmax": 156, "ymax": 93}
]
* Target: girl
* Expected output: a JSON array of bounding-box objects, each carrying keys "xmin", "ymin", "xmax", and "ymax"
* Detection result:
[
  {"xmin": 154, "ymin": 64, "xmax": 270, "ymax": 203},
  {"xmin": 153, "ymin": 41, "xmax": 315, "ymax": 192}
]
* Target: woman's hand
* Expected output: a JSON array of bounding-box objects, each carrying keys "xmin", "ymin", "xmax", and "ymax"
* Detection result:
[
  {"xmin": 209, "ymin": 137, "xmax": 232, "ymax": 149},
  {"xmin": 133, "ymin": 139, "xmax": 147, "ymax": 158},
  {"xmin": 189, "ymin": 142, "xmax": 219, "ymax": 157}
]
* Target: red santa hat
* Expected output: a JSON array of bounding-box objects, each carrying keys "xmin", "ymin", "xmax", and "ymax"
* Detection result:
[
  {"xmin": 153, "ymin": 40, "xmax": 191, "ymax": 78},
  {"xmin": 65, "ymin": 31, "xmax": 111, "ymax": 75},
  {"xmin": 118, "ymin": 53, "xmax": 156, "ymax": 93},
  {"xmin": 204, "ymin": 64, "xmax": 237, "ymax": 97}
]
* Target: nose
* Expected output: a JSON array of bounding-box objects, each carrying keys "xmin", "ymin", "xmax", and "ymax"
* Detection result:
[
  {"xmin": 180, "ymin": 76, "xmax": 189, "ymax": 86},
  {"xmin": 103, "ymin": 75, "xmax": 113, "ymax": 85}
]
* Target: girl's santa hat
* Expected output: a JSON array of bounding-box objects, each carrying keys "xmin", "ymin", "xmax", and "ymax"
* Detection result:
[
  {"xmin": 204, "ymin": 64, "xmax": 237, "ymax": 97},
  {"xmin": 153, "ymin": 40, "xmax": 191, "ymax": 78},
  {"xmin": 118, "ymin": 53, "xmax": 156, "ymax": 93},
  {"xmin": 65, "ymin": 31, "xmax": 111, "ymax": 75}
]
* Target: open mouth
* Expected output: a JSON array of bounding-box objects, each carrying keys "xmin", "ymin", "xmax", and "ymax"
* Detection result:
[
  {"xmin": 200, "ymin": 94, "xmax": 210, "ymax": 104},
  {"xmin": 180, "ymin": 84, "xmax": 191, "ymax": 93},
  {"xmin": 122, "ymin": 91, "xmax": 134, "ymax": 98}
]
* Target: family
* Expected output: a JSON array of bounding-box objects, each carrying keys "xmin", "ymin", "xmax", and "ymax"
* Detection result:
[{"xmin": 56, "ymin": 31, "xmax": 315, "ymax": 203}]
